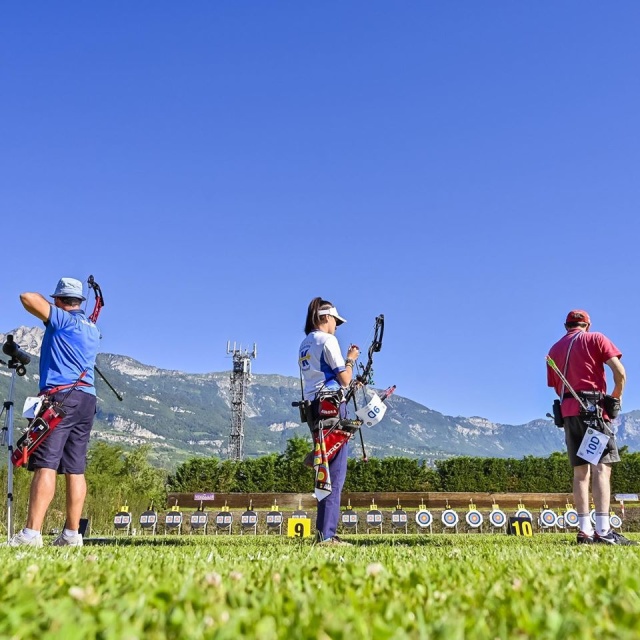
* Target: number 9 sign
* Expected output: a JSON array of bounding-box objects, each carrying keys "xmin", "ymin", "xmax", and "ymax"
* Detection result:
[{"xmin": 287, "ymin": 517, "xmax": 311, "ymax": 538}]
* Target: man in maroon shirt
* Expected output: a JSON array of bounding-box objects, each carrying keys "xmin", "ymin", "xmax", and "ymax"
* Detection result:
[{"xmin": 548, "ymin": 310, "xmax": 635, "ymax": 545}]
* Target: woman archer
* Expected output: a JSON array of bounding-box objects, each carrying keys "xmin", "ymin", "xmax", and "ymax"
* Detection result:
[{"xmin": 298, "ymin": 297, "xmax": 360, "ymax": 545}]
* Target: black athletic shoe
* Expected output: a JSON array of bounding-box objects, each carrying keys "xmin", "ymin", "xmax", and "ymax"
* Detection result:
[
  {"xmin": 576, "ymin": 531, "xmax": 594, "ymax": 544},
  {"xmin": 594, "ymin": 530, "xmax": 638, "ymax": 546}
]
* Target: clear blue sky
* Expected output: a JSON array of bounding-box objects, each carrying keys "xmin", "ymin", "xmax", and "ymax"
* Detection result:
[{"xmin": 2, "ymin": 2, "xmax": 639, "ymax": 425}]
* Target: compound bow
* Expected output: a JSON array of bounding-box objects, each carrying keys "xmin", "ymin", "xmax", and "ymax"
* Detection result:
[
  {"xmin": 345, "ymin": 314, "xmax": 385, "ymax": 460},
  {"xmin": 87, "ymin": 275, "xmax": 105, "ymax": 323},
  {"xmin": 345, "ymin": 314, "xmax": 384, "ymax": 403}
]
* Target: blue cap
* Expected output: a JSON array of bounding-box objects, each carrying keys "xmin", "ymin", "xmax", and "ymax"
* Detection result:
[{"xmin": 50, "ymin": 277, "xmax": 86, "ymax": 301}]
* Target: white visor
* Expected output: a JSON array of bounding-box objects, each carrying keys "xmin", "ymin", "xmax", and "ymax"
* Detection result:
[{"xmin": 318, "ymin": 306, "xmax": 347, "ymax": 325}]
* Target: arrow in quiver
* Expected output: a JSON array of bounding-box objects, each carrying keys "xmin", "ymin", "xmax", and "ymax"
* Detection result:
[{"xmin": 313, "ymin": 430, "xmax": 332, "ymax": 501}]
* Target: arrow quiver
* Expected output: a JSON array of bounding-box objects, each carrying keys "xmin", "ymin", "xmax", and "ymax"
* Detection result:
[{"xmin": 12, "ymin": 399, "xmax": 65, "ymax": 467}]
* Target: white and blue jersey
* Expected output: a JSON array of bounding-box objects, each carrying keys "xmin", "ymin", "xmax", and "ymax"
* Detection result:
[
  {"xmin": 39, "ymin": 307, "xmax": 101, "ymax": 395},
  {"xmin": 298, "ymin": 331, "xmax": 346, "ymax": 400}
]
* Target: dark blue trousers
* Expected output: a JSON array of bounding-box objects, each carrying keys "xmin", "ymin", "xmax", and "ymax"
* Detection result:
[{"xmin": 316, "ymin": 442, "xmax": 348, "ymax": 540}]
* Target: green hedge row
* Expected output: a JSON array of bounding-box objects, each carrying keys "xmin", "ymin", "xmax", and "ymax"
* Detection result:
[{"xmin": 167, "ymin": 437, "xmax": 640, "ymax": 494}]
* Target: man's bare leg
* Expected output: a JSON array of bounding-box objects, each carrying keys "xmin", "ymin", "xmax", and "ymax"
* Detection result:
[
  {"xmin": 65, "ymin": 473, "xmax": 87, "ymax": 532},
  {"xmin": 25, "ymin": 468, "xmax": 57, "ymax": 531},
  {"xmin": 573, "ymin": 464, "xmax": 591, "ymax": 513},
  {"xmin": 591, "ymin": 463, "xmax": 612, "ymax": 513}
]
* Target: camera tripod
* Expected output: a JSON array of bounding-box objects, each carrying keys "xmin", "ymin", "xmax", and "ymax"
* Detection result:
[{"xmin": 1, "ymin": 349, "xmax": 29, "ymax": 541}]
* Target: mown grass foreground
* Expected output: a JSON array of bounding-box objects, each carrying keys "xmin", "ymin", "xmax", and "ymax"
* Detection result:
[{"xmin": 1, "ymin": 534, "xmax": 640, "ymax": 639}]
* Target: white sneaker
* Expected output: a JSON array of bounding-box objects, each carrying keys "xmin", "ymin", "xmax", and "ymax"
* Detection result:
[
  {"xmin": 52, "ymin": 532, "xmax": 83, "ymax": 547},
  {"xmin": 1, "ymin": 531, "xmax": 43, "ymax": 548}
]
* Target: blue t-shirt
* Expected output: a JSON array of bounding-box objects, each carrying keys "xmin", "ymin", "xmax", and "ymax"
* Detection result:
[{"xmin": 39, "ymin": 306, "xmax": 101, "ymax": 395}]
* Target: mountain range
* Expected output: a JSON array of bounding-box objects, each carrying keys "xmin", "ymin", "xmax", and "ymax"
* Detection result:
[{"xmin": 2, "ymin": 326, "xmax": 639, "ymax": 468}]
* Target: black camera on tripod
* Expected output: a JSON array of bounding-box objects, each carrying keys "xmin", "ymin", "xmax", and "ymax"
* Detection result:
[{"xmin": 1, "ymin": 335, "xmax": 31, "ymax": 377}]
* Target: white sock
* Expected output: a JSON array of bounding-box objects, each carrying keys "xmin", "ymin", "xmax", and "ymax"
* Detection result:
[
  {"xmin": 595, "ymin": 513, "xmax": 610, "ymax": 536},
  {"xmin": 578, "ymin": 514, "xmax": 594, "ymax": 535},
  {"xmin": 22, "ymin": 528, "xmax": 40, "ymax": 540},
  {"xmin": 63, "ymin": 528, "xmax": 79, "ymax": 538}
]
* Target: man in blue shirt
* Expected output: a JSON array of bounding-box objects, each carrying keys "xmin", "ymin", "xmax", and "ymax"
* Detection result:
[{"xmin": 6, "ymin": 277, "xmax": 100, "ymax": 547}]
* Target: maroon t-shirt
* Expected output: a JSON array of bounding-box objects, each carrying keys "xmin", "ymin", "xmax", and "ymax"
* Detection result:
[{"xmin": 547, "ymin": 329, "xmax": 622, "ymax": 418}]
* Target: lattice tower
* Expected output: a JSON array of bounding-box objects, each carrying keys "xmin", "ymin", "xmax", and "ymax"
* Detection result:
[{"xmin": 226, "ymin": 342, "xmax": 257, "ymax": 460}]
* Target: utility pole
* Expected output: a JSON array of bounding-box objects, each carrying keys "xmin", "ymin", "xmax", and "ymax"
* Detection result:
[{"xmin": 226, "ymin": 341, "xmax": 257, "ymax": 461}]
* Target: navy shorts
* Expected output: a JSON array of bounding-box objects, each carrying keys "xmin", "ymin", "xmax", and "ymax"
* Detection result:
[{"xmin": 28, "ymin": 389, "xmax": 97, "ymax": 474}]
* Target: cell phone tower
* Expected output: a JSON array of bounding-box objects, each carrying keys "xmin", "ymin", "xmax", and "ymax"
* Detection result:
[{"xmin": 226, "ymin": 341, "xmax": 257, "ymax": 461}]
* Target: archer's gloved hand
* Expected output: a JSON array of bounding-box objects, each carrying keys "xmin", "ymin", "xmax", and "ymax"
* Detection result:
[{"xmin": 603, "ymin": 395, "xmax": 621, "ymax": 420}]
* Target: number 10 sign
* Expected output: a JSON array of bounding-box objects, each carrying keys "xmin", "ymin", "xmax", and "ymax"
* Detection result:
[{"xmin": 507, "ymin": 516, "xmax": 533, "ymax": 537}]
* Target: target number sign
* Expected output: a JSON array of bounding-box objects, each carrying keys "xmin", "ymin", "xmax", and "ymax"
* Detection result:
[
  {"xmin": 287, "ymin": 518, "xmax": 311, "ymax": 538},
  {"xmin": 507, "ymin": 516, "xmax": 533, "ymax": 536}
]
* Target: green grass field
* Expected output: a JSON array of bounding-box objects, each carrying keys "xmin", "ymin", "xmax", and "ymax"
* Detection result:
[{"xmin": 2, "ymin": 534, "xmax": 640, "ymax": 640}]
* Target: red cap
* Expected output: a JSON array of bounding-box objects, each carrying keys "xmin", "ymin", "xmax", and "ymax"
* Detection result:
[{"xmin": 565, "ymin": 310, "xmax": 591, "ymax": 325}]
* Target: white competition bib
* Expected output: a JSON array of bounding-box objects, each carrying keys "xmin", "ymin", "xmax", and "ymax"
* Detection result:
[
  {"xmin": 355, "ymin": 393, "xmax": 387, "ymax": 427},
  {"xmin": 22, "ymin": 396, "xmax": 43, "ymax": 419},
  {"xmin": 577, "ymin": 427, "xmax": 610, "ymax": 464}
]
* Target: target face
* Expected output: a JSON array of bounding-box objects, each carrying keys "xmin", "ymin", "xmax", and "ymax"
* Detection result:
[
  {"xmin": 165, "ymin": 513, "xmax": 183, "ymax": 528},
  {"xmin": 441, "ymin": 509, "xmax": 459, "ymax": 527},
  {"xmin": 556, "ymin": 516, "xmax": 565, "ymax": 529},
  {"xmin": 292, "ymin": 510, "xmax": 308, "ymax": 519},
  {"xmin": 139, "ymin": 511, "xmax": 157, "ymax": 528},
  {"xmin": 515, "ymin": 509, "xmax": 532, "ymax": 521},
  {"xmin": 114, "ymin": 512, "xmax": 132, "ymax": 529},
  {"xmin": 564, "ymin": 509, "xmax": 579, "ymax": 527},
  {"xmin": 416, "ymin": 510, "xmax": 432, "ymax": 528},
  {"xmin": 391, "ymin": 509, "xmax": 408, "ymax": 528},
  {"xmin": 191, "ymin": 512, "xmax": 208, "ymax": 528},
  {"xmin": 610, "ymin": 514, "xmax": 623, "ymax": 529},
  {"xmin": 590, "ymin": 509, "xmax": 596, "ymax": 525},
  {"xmin": 215, "ymin": 512, "xmax": 233, "ymax": 529},
  {"xmin": 465, "ymin": 510, "xmax": 483, "ymax": 528},
  {"xmin": 540, "ymin": 509, "xmax": 558, "ymax": 528},
  {"xmin": 489, "ymin": 510, "xmax": 506, "ymax": 528},
  {"xmin": 266, "ymin": 512, "xmax": 283, "ymax": 528},
  {"xmin": 241, "ymin": 510, "xmax": 258, "ymax": 528},
  {"xmin": 341, "ymin": 509, "xmax": 358, "ymax": 528},
  {"xmin": 366, "ymin": 509, "xmax": 383, "ymax": 525}
]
